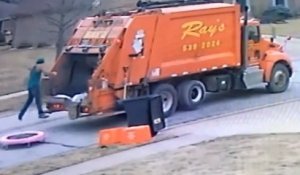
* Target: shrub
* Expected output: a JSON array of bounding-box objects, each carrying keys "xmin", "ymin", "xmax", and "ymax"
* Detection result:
[
  {"xmin": 36, "ymin": 42, "xmax": 51, "ymax": 48},
  {"xmin": 261, "ymin": 5, "xmax": 293, "ymax": 24},
  {"xmin": 16, "ymin": 42, "xmax": 33, "ymax": 49}
]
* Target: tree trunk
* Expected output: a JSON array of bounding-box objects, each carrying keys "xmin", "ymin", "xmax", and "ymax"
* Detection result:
[
  {"xmin": 55, "ymin": 43, "xmax": 63, "ymax": 59},
  {"xmin": 55, "ymin": 22, "xmax": 65, "ymax": 59},
  {"xmin": 10, "ymin": 18, "xmax": 17, "ymax": 48}
]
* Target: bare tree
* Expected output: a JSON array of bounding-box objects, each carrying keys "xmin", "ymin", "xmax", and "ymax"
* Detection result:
[{"xmin": 45, "ymin": 0, "xmax": 94, "ymax": 58}]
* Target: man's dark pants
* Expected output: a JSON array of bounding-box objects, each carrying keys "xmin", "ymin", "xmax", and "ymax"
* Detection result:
[{"xmin": 18, "ymin": 86, "xmax": 43, "ymax": 120}]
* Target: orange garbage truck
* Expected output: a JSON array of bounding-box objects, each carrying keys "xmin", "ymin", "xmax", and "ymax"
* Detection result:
[{"xmin": 42, "ymin": 1, "xmax": 293, "ymax": 120}]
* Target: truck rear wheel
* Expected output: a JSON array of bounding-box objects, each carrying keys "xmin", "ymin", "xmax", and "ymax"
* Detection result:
[
  {"xmin": 266, "ymin": 63, "xmax": 290, "ymax": 93},
  {"xmin": 177, "ymin": 80, "xmax": 205, "ymax": 110},
  {"xmin": 151, "ymin": 83, "xmax": 178, "ymax": 118}
]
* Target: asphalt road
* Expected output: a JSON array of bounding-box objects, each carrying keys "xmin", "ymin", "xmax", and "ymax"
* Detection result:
[{"xmin": 0, "ymin": 36, "xmax": 300, "ymax": 168}]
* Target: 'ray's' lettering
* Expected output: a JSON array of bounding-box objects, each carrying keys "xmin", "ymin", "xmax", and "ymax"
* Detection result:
[{"xmin": 181, "ymin": 21, "xmax": 225, "ymax": 40}]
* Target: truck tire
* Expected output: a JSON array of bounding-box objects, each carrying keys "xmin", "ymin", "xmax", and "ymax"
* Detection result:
[
  {"xmin": 151, "ymin": 83, "xmax": 178, "ymax": 118},
  {"xmin": 177, "ymin": 80, "xmax": 205, "ymax": 110},
  {"xmin": 266, "ymin": 63, "xmax": 290, "ymax": 93}
]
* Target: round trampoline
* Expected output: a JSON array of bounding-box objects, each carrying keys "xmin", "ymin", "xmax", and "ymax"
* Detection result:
[{"xmin": 0, "ymin": 131, "xmax": 45, "ymax": 149}]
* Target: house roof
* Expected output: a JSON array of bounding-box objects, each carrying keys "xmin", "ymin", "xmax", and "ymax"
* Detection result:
[
  {"xmin": 0, "ymin": 2, "xmax": 18, "ymax": 20},
  {"xmin": 14, "ymin": 0, "xmax": 50, "ymax": 16},
  {"xmin": 14, "ymin": 0, "xmax": 97, "ymax": 16}
]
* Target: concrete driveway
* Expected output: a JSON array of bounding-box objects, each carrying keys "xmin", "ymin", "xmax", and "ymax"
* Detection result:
[{"xmin": 0, "ymin": 36, "xmax": 299, "ymax": 168}]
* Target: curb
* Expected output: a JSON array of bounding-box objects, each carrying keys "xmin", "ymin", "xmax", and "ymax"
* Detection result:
[
  {"xmin": 0, "ymin": 91, "xmax": 27, "ymax": 101},
  {"xmin": 0, "ymin": 91, "xmax": 27, "ymax": 113}
]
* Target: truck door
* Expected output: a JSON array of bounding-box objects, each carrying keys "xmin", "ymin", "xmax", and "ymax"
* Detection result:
[
  {"xmin": 247, "ymin": 25, "xmax": 261, "ymax": 66},
  {"xmin": 124, "ymin": 15, "xmax": 158, "ymax": 85}
]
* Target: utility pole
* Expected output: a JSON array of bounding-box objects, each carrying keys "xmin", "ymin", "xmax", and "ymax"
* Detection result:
[
  {"xmin": 233, "ymin": 0, "xmax": 252, "ymax": 17},
  {"xmin": 234, "ymin": 0, "xmax": 247, "ymax": 11}
]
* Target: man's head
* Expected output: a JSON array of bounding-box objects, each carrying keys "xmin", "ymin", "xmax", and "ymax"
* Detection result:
[
  {"xmin": 35, "ymin": 57, "xmax": 46, "ymax": 70},
  {"xmin": 36, "ymin": 58, "xmax": 45, "ymax": 65}
]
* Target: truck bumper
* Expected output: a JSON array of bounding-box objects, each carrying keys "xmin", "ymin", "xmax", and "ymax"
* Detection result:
[
  {"xmin": 45, "ymin": 96, "xmax": 88, "ymax": 119},
  {"xmin": 45, "ymin": 96, "xmax": 125, "ymax": 120}
]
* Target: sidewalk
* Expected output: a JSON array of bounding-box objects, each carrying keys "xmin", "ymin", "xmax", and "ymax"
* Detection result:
[
  {"xmin": 0, "ymin": 91, "xmax": 27, "ymax": 113},
  {"xmin": 43, "ymin": 100, "xmax": 300, "ymax": 175}
]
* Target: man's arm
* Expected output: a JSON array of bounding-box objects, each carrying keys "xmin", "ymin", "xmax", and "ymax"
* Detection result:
[{"xmin": 40, "ymin": 67, "xmax": 57, "ymax": 76}]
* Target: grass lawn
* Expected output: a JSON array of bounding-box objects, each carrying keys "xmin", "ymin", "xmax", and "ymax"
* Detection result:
[
  {"xmin": 261, "ymin": 18, "xmax": 300, "ymax": 38},
  {"xmin": 0, "ymin": 47, "xmax": 56, "ymax": 96},
  {"xmin": 0, "ymin": 135, "xmax": 175, "ymax": 175},
  {"xmin": 88, "ymin": 134, "xmax": 300, "ymax": 175},
  {"xmin": 2, "ymin": 134, "xmax": 300, "ymax": 175},
  {"xmin": 0, "ymin": 145, "xmax": 130, "ymax": 175}
]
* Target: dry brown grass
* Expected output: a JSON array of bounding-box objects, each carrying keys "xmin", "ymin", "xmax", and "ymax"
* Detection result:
[
  {"xmin": 261, "ymin": 18, "xmax": 300, "ymax": 37},
  {"xmin": 0, "ymin": 47, "xmax": 56, "ymax": 96},
  {"xmin": 0, "ymin": 47, "xmax": 56, "ymax": 112},
  {"xmin": 0, "ymin": 135, "xmax": 175, "ymax": 175},
  {"xmin": 89, "ymin": 134, "xmax": 300, "ymax": 175},
  {"xmin": 0, "ymin": 145, "xmax": 131, "ymax": 175}
]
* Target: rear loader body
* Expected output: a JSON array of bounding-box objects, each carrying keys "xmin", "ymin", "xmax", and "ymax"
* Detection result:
[{"xmin": 43, "ymin": 2, "xmax": 293, "ymax": 120}]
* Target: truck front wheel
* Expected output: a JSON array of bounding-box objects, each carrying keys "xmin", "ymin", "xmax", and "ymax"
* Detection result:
[
  {"xmin": 266, "ymin": 63, "xmax": 290, "ymax": 93},
  {"xmin": 151, "ymin": 83, "xmax": 178, "ymax": 118},
  {"xmin": 177, "ymin": 80, "xmax": 205, "ymax": 110}
]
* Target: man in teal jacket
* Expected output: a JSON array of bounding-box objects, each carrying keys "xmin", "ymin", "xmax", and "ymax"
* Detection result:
[{"xmin": 18, "ymin": 58, "xmax": 57, "ymax": 121}]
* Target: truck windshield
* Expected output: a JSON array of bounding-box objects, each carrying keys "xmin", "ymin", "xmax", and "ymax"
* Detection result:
[{"xmin": 248, "ymin": 26, "xmax": 260, "ymax": 43}]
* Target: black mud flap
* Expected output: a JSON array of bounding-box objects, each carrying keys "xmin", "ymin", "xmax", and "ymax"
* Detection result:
[
  {"xmin": 122, "ymin": 95, "xmax": 166, "ymax": 136},
  {"xmin": 149, "ymin": 95, "xmax": 166, "ymax": 134}
]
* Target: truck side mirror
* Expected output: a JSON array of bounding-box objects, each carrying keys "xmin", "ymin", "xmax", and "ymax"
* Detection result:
[
  {"xmin": 269, "ymin": 36, "xmax": 276, "ymax": 47},
  {"xmin": 271, "ymin": 25, "xmax": 276, "ymax": 40}
]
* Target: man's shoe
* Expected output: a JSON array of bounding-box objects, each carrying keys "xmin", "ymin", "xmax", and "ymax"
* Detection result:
[
  {"xmin": 18, "ymin": 114, "xmax": 23, "ymax": 121},
  {"xmin": 39, "ymin": 113, "xmax": 49, "ymax": 119}
]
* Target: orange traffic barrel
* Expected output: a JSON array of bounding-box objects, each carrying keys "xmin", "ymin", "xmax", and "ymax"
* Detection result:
[
  {"xmin": 98, "ymin": 127, "xmax": 125, "ymax": 146},
  {"xmin": 121, "ymin": 125, "xmax": 152, "ymax": 145}
]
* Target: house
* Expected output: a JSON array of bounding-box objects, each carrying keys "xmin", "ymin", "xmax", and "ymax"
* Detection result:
[
  {"xmin": 0, "ymin": 1, "xmax": 17, "ymax": 44},
  {"xmin": 224, "ymin": 0, "xmax": 300, "ymax": 17},
  {"xmin": 5, "ymin": 0, "xmax": 100, "ymax": 48},
  {"xmin": 0, "ymin": 1, "xmax": 17, "ymax": 31},
  {"xmin": 251, "ymin": 0, "xmax": 300, "ymax": 17}
]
